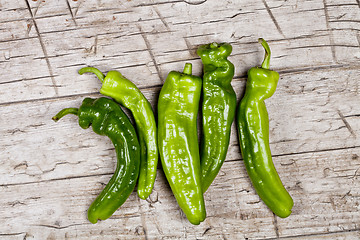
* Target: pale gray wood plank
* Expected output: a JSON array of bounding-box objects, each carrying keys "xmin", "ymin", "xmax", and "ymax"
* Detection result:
[
  {"xmin": 0, "ymin": 0, "xmax": 359, "ymax": 239},
  {"xmin": 279, "ymin": 230, "xmax": 360, "ymax": 240},
  {"xmin": 0, "ymin": 66, "xmax": 359, "ymax": 238},
  {"xmin": 0, "ymin": 164, "xmax": 277, "ymax": 239},
  {"xmin": 0, "ymin": 146, "xmax": 359, "ymax": 239},
  {"xmin": 1, "ymin": 66, "xmax": 359, "ymax": 185},
  {"xmin": 0, "ymin": 38, "xmax": 58, "ymax": 102},
  {"xmin": 0, "ymin": 0, "xmax": 359, "ymax": 105},
  {"xmin": 275, "ymin": 148, "xmax": 360, "ymax": 237}
]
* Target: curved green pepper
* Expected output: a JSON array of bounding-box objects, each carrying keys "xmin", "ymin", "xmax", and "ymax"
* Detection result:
[
  {"xmin": 237, "ymin": 39, "xmax": 293, "ymax": 218},
  {"xmin": 197, "ymin": 42, "xmax": 237, "ymax": 192},
  {"xmin": 78, "ymin": 67, "xmax": 158, "ymax": 200},
  {"xmin": 158, "ymin": 63, "xmax": 206, "ymax": 225},
  {"xmin": 52, "ymin": 97, "xmax": 140, "ymax": 223}
]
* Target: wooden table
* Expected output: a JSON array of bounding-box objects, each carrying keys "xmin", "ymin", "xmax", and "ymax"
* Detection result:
[{"xmin": 1, "ymin": 0, "xmax": 359, "ymax": 239}]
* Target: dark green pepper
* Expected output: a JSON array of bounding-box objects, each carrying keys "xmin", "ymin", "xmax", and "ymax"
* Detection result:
[
  {"xmin": 78, "ymin": 67, "xmax": 158, "ymax": 200},
  {"xmin": 237, "ymin": 39, "xmax": 293, "ymax": 218},
  {"xmin": 157, "ymin": 63, "xmax": 206, "ymax": 225},
  {"xmin": 197, "ymin": 42, "xmax": 237, "ymax": 192},
  {"xmin": 52, "ymin": 97, "xmax": 140, "ymax": 223}
]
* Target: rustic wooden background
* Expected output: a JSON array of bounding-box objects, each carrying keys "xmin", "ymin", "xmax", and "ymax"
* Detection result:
[{"xmin": 1, "ymin": 0, "xmax": 359, "ymax": 239}]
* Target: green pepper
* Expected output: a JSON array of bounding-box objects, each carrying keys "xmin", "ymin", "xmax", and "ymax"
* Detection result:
[
  {"xmin": 236, "ymin": 39, "xmax": 293, "ymax": 218},
  {"xmin": 197, "ymin": 42, "xmax": 237, "ymax": 192},
  {"xmin": 158, "ymin": 63, "xmax": 206, "ymax": 225},
  {"xmin": 78, "ymin": 67, "xmax": 158, "ymax": 200},
  {"xmin": 52, "ymin": 97, "xmax": 140, "ymax": 223}
]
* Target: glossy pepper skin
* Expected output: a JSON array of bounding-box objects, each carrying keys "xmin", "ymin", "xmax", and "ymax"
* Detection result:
[
  {"xmin": 237, "ymin": 39, "xmax": 293, "ymax": 218},
  {"xmin": 197, "ymin": 42, "xmax": 237, "ymax": 192},
  {"xmin": 158, "ymin": 63, "xmax": 206, "ymax": 225},
  {"xmin": 52, "ymin": 97, "xmax": 140, "ymax": 223},
  {"xmin": 78, "ymin": 67, "xmax": 158, "ymax": 200}
]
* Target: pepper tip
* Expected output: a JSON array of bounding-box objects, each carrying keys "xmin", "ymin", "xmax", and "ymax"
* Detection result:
[{"xmin": 183, "ymin": 63, "xmax": 192, "ymax": 75}]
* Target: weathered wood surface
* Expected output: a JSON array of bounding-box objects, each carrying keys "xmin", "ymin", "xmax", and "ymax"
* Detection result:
[{"xmin": 1, "ymin": 0, "xmax": 359, "ymax": 239}]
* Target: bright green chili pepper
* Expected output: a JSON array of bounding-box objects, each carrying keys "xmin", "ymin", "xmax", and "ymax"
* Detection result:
[
  {"xmin": 237, "ymin": 38, "xmax": 293, "ymax": 218},
  {"xmin": 197, "ymin": 42, "xmax": 237, "ymax": 192},
  {"xmin": 158, "ymin": 63, "xmax": 206, "ymax": 225},
  {"xmin": 52, "ymin": 97, "xmax": 140, "ymax": 223},
  {"xmin": 78, "ymin": 67, "xmax": 158, "ymax": 200}
]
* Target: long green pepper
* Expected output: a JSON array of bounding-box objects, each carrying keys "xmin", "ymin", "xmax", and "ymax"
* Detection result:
[
  {"xmin": 197, "ymin": 42, "xmax": 237, "ymax": 192},
  {"xmin": 52, "ymin": 97, "xmax": 140, "ymax": 223},
  {"xmin": 78, "ymin": 67, "xmax": 158, "ymax": 200},
  {"xmin": 237, "ymin": 39, "xmax": 293, "ymax": 218},
  {"xmin": 157, "ymin": 63, "xmax": 206, "ymax": 225}
]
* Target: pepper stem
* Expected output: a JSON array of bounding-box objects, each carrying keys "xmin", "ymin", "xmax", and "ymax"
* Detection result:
[
  {"xmin": 52, "ymin": 108, "xmax": 79, "ymax": 122},
  {"xmin": 259, "ymin": 38, "xmax": 271, "ymax": 69},
  {"xmin": 210, "ymin": 42, "xmax": 218, "ymax": 48},
  {"xmin": 78, "ymin": 67, "xmax": 105, "ymax": 83},
  {"xmin": 183, "ymin": 63, "xmax": 192, "ymax": 75}
]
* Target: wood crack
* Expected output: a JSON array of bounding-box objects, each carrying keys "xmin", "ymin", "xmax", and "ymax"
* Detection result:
[
  {"xmin": 34, "ymin": 223, "xmax": 88, "ymax": 230},
  {"xmin": 337, "ymin": 110, "xmax": 356, "ymax": 137},
  {"xmin": 264, "ymin": 228, "xmax": 360, "ymax": 239},
  {"xmin": 322, "ymin": 0, "xmax": 337, "ymax": 63},
  {"xmin": 0, "ymin": 91, "xmax": 102, "ymax": 107},
  {"xmin": 0, "ymin": 17, "xmax": 30, "ymax": 25},
  {"xmin": 110, "ymin": 214, "xmax": 141, "ymax": 220},
  {"xmin": 184, "ymin": 38, "xmax": 197, "ymax": 57},
  {"xmin": 345, "ymin": 113, "xmax": 360, "ymax": 118},
  {"xmin": 202, "ymin": 227, "xmax": 212, "ymax": 236},
  {"xmin": 356, "ymin": 32, "xmax": 360, "ymax": 47},
  {"xmin": 0, "ymin": 75, "xmax": 57, "ymax": 85},
  {"xmin": 295, "ymin": 8, "xmax": 324, "ymax": 13},
  {"xmin": 154, "ymin": 7, "xmax": 170, "ymax": 31},
  {"xmin": 0, "ymin": 232, "xmax": 26, "ymax": 236},
  {"xmin": 136, "ymin": 0, "xmax": 183, "ymax": 7},
  {"xmin": 287, "ymin": 44, "xmax": 359, "ymax": 49},
  {"xmin": 3, "ymin": 7, "xmax": 28, "ymax": 12},
  {"xmin": 112, "ymin": 10, "xmax": 133, "ymax": 15},
  {"xmin": 24, "ymin": 0, "xmax": 59, "ymax": 96},
  {"xmin": 261, "ymin": 0, "xmax": 285, "ymax": 38},
  {"xmin": 32, "ymin": 0, "xmax": 42, "ymax": 17},
  {"xmin": 272, "ymin": 214, "xmax": 280, "ymax": 239},
  {"xmin": 138, "ymin": 25, "xmax": 163, "ymax": 82},
  {"xmin": 65, "ymin": 0, "xmax": 78, "ymax": 26},
  {"xmin": 85, "ymin": 7, "xmax": 118, "ymax": 13},
  {"xmin": 277, "ymin": 63, "xmax": 349, "ymax": 75},
  {"xmin": 355, "ymin": 0, "xmax": 360, "ymax": 8},
  {"xmin": 228, "ymin": 11, "xmax": 254, "ymax": 19},
  {"xmin": 0, "ymin": 172, "xmax": 113, "ymax": 188},
  {"xmin": 58, "ymin": 63, "xmax": 88, "ymax": 69},
  {"xmin": 327, "ymin": 3, "xmax": 358, "ymax": 7},
  {"xmin": 137, "ymin": 196, "xmax": 149, "ymax": 240},
  {"xmin": 74, "ymin": 0, "xmax": 82, "ymax": 17},
  {"xmin": 329, "ymin": 19, "xmax": 360, "ymax": 23},
  {"xmin": 227, "ymin": 145, "xmax": 360, "ymax": 163},
  {"xmin": 273, "ymin": 145, "xmax": 360, "ymax": 158},
  {"xmin": 33, "ymin": 53, "xmax": 75, "ymax": 60},
  {"xmin": 31, "ymin": 26, "xmax": 83, "ymax": 36},
  {"xmin": 172, "ymin": 21, "xmax": 191, "ymax": 26}
]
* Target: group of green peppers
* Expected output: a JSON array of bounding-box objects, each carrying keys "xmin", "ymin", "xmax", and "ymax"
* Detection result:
[{"xmin": 53, "ymin": 38, "xmax": 293, "ymax": 225}]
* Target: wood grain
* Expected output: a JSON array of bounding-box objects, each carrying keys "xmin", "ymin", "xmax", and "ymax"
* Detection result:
[{"xmin": 0, "ymin": 0, "xmax": 359, "ymax": 239}]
